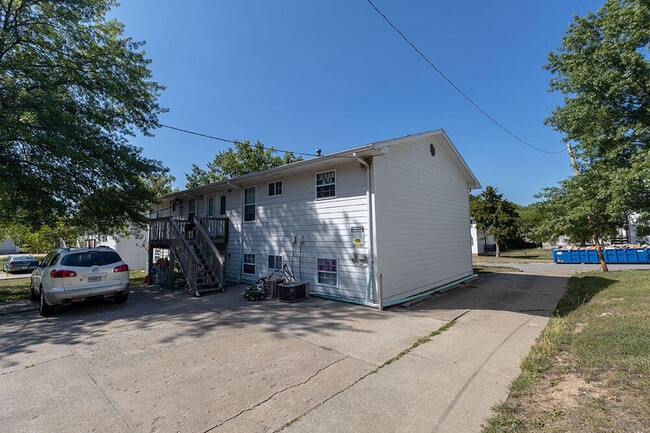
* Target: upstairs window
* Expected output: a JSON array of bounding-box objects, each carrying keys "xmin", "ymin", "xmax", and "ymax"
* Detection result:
[
  {"xmin": 244, "ymin": 187, "xmax": 256, "ymax": 222},
  {"xmin": 268, "ymin": 181, "xmax": 283, "ymax": 197},
  {"xmin": 316, "ymin": 170, "xmax": 336, "ymax": 199}
]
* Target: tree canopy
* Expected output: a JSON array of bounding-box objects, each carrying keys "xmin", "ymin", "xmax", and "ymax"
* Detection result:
[
  {"xmin": 470, "ymin": 186, "xmax": 520, "ymax": 256},
  {"xmin": 0, "ymin": 0, "xmax": 167, "ymax": 232},
  {"xmin": 185, "ymin": 140, "xmax": 302, "ymax": 188},
  {"xmin": 542, "ymin": 0, "xmax": 650, "ymax": 255}
]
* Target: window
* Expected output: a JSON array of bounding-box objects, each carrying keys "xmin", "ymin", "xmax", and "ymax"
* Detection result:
[
  {"xmin": 317, "ymin": 258, "xmax": 338, "ymax": 286},
  {"xmin": 268, "ymin": 180, "xmax": 283, "ymax": 196},
  {"xmin": 207, "ymin": 196, "xmax": 215, "ymax": 216},
  {"xmin": 243, "ymin": 254, "xmax": 255, "ymax": 275},
  {"xmin": 268, "ymin": 255, "xmax": 282, "ymax": 270},
  {"xmin": 188, "ymin": 198, "xmax": 196, "ymax": 220},
  {"xmin": 244, "ymin": 187, "xmax": 256, "ymax": 222},
  {"xmin": 316, "ymin": 170, "xmax": 336, "ymax": 199},
  {"xmin": 219, "ymin": 195, "xmax": 226, "ymax": 216}
]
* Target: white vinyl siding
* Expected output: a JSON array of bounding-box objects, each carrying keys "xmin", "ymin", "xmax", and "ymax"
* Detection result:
[
  {"xmin": 223, "ymin": 163, "xmax": 369, "ymax": 301},
  {"xmin": 373, "ymin": 137, "xmax": 473, "ymax": 304}
]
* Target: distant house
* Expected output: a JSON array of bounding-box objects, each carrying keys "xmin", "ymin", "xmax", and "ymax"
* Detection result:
[
  {"xmin": 149, "ymin": 130, "xmax": 481, "ymax": 308},
  {"xmin": 470, "ymin": 220, "xmax": 496, "ymax": 255},
  {"xmin": 1, "ymin": 238, "xmax": 19, "ymax": 255},
  {"xmin": 68, "ymin": 230, "xmax": 149, "ymax": 270}
]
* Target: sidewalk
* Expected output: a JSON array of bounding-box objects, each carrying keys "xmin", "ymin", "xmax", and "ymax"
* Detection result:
[{"xmin": 281, "ymin": 268, "xmax": 572, "ymax": 432}]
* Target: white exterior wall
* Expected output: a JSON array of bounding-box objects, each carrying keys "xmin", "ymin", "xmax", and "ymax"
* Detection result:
[
  {"xmin": 99, "ymin": 231, "xmax": 149, "ymax": 270},
  {"xmin": 373, "ymin": 139, "xmax": 474, "ymax": 305},
  {"xmin": 223, "ymin": 160, "xmax": 371, "ymax": 302}
]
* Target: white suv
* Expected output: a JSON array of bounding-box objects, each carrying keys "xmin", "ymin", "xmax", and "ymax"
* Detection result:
[{"xmin": 30, "ymin": 247, "xmax": 130, "ymax": 316}]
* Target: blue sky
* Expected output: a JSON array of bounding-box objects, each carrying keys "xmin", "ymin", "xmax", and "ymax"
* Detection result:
[{"xmin": 111, "ymin": 1, "xmax": 606, "ymax": 205}]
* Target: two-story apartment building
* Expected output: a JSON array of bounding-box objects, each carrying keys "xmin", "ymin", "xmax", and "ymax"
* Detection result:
[{"xmin": 149, "ymin": 129, "xmax": 481, "ymax": 308}]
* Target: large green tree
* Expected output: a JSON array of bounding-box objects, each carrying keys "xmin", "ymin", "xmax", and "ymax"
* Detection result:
[
  {"xmin": 543, "ymin": 0, "xmax": 650, "ymax": 270},
  {"xmin": 186, "ymin": 140, "xmax": 302, "ymax": 188},
  {"xmin": 470, "ymin": 186, "xmax": 520, "ymax": 257},
  {"xmin": 0, "ymin": 0, "xmax": 167, "ymax": 232}
]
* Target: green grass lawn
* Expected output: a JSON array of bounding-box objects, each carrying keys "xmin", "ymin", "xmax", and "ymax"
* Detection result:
[
  {"xmin": 473, "ymin": 248, "xmax": 554, "ymax": 264},
  {"xmin": 483, "ymin": 270, "xmax": 650, "ymax": 432},
  {"xmin": 0, "ymin": 269, "xmax": 147, "ymax": 303}
]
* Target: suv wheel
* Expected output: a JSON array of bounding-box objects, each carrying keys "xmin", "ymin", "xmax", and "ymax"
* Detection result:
[
  {"xmin": 39, "ymin": 290, "xmax": 55, "ymax": 317},
  {"xmin": 114, "ymin": 291, "xmax": 129, "ymax": 304}
]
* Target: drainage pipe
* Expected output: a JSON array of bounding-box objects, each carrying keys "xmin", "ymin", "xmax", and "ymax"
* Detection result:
[{"xmin": 356, "ymin": 157, "xmax": 376, "ymax": 304}]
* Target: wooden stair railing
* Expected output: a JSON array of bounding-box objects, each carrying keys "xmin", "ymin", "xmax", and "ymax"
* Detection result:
[{"xmin": 192, "ymin": 217, "xmax": 225, "ymax": 294}]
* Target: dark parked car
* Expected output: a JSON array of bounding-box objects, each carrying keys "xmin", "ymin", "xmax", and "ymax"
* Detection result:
[
  {"xmin": 30, "ymin": 247, "xmax": 130, "ymax": 316},
  {"xmin": 3, "ymin": 255, "xmax": 39, "ymax": 274}
]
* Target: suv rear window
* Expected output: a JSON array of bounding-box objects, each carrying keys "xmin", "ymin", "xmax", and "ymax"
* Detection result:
[{"xmin": 60, "ymin": 251, "xmax": 122, "ymax": 267}]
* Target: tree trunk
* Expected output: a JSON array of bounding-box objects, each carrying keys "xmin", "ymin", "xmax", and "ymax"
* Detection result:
[
  {"xmin": 495, "ymin": 243, "xmax": 501, "ymax": 257},
  {"xmin": 594, "ymin": 239, "xmax": 609, "ymax": 272}
]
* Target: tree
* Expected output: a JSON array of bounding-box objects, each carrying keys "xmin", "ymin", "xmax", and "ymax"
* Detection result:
[
  {"xmin": 185, "ymin": 140, "xmax": 302, "ymax": 188},
  {"xmin": 470, "ymin": 186, "xmax": 520, "ymax": 257},
  {"xmin": 144, "ymin": 172, "xmax": 177, "ymax": 197},
  {"xmin": 533, "ymin": 171, "xmax": 622, "ymax": 241},
  {"xmin": 543, "ymin": 0, "xmax": 650, "ymax": 271},
  {"xmin": 0, "ymin": 0, "xmax": 167, "ymax": 232}
]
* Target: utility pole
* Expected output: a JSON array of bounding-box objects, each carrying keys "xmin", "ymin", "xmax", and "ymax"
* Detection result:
[{"xmin": 567, "ymin": 142, "xmax": 608, "ymax": 272}]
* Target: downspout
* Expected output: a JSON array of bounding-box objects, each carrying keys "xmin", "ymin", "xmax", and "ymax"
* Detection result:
[
  {"xmin": 356, "ymin": 157, "xmax": 377, "ymax": 306},
  {"xmin": 227, "ymin": 181, "xmax": 244, "ymax": 282}
]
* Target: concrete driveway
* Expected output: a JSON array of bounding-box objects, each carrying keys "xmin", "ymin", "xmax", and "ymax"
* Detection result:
[{"xmin": 1, "ymin": 263, "xmax": 646, "ymax": 432}]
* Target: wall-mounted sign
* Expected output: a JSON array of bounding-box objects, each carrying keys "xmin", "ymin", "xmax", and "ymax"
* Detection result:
[{"xmin": 351, "ymin": 226, "xmax": 365, "ymax": 247}]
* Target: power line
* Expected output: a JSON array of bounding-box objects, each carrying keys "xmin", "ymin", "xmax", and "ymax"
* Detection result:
[
  {"xmin": 159, "ymin": 124, "xmax": 321, "ymax": 157},
  {"xmin": 366, "ymin": 0, "xmax": 565, "ymax": 155}
]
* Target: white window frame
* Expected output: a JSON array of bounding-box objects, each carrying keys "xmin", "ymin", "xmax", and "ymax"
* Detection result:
[
  {"xmin": 268, "ymin": 180, "xmax": 283, "ymax": 197},
  {"xmin": 267, "ymin": 255, "xmax": 283, "ymax": 271},
  {"xmin": 315, "ymin": 170, "xmax": 336, "ymax": 199},
  {"xmin": 243, "ymin": 253, "xmax": 256, "ymax": 275},
  {"xmin": 317, "ymin": 257, "xmax": 338, "ymax": 287},
  {"xmin": 244, "ymin": 186, "xmax": 256, "ymax": 222}
]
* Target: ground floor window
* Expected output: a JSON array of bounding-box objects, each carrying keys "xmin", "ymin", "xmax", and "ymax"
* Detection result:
[
  {"xmin": 268, "ymin": 255, "xmax": 282, "ymax": 271},
  {"xmin": 243, "ymin": 254, "xmax": 255, "ymax": 275},
  {"xmin": 317, "ymin": 258, "xmax": 338, "ymax": 286}
]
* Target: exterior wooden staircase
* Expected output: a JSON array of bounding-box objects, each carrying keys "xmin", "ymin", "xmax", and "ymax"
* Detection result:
[{"xmin": 149, "ymin": 216, "xmax": 228, "ymax": 296}]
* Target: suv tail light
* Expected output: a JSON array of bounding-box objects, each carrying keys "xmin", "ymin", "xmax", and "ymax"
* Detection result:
[
  {"xmin": 8, "ymin": 261, "xmax": 13, "ymax": 266},
  {"xmin": 113, "ymin": 264, "xmax": 129, "ymax": 273},
  {"xmin": 50, "ymin": 269, "xmax": 77, "ymax": 278}
]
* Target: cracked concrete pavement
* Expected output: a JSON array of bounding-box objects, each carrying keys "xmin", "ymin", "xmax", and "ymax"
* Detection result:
[{"xmin": 2, "ymin": 263, "xmax": 648, "ymax": 432}]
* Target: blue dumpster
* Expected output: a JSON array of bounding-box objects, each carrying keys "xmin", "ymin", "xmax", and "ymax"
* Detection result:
[
  {"xmin": 625, "ymin": 249, "xmax": 639, "ymax": 263},
  {"xmin": 553, "ymin": 247, "xmax": 650, "ymax": 264}
]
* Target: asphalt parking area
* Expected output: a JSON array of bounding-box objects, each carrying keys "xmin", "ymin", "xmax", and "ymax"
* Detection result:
[{"xmin": 0, "ymin": 264, "xmax": 624, "ymax": 432}]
